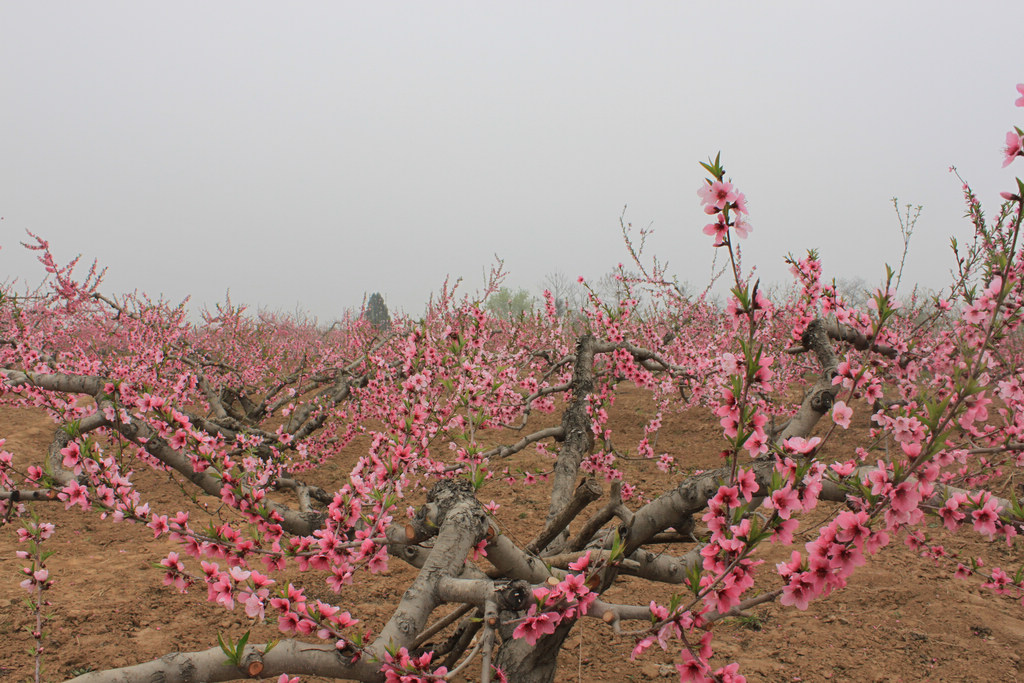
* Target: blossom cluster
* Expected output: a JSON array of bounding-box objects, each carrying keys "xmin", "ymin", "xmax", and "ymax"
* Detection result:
[{"xmin": 512, "ymin": 558, "xmax": 596, "ymax": 646}]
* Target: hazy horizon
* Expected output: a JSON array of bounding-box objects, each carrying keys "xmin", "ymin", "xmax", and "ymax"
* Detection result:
[{"xmin": 3, "ymin": 2, "xmax": 1023, "ymax": 321}]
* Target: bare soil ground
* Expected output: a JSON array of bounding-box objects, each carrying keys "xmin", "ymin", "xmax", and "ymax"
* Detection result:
[{"xmin": 2, "ymin": 386, "xmax": 1023, "ymax": 682}]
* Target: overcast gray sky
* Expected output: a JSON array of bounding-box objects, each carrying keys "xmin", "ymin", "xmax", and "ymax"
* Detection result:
[{"xmin": 2, "ymin": 2, "xmax": 1023, "ymax": 320}]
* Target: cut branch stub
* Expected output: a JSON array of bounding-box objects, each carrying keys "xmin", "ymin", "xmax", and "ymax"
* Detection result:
[
  {"xmin": 810, "ymin": 389, "xmax": 835, "ymax": 412},
  {"xmin": 405, "ymin": 502, "xmax": 441, "ymax": 543},
  {"xmin": 238, "ymin": 649, "xmax": 264, "ymax": 676},
  {"xmin": 496, "ymin": 580, "xmax": 531, "ymax": 612}
]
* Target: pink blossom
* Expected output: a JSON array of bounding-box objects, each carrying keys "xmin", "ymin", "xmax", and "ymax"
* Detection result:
[
  {"xmin": 719, "ymin": 413, "xmax": 740, "ymax": 438},
  {"xmin": 736, "ymin": 468, "xmax": 759, "ymax": 501},
  {"xmin": 776, "ymin": 551, "xmax": 804, "ymax": 579},
  {"xmin": 962, "ymin": 302, "xmax": 989, "ymax": 325},
  {"xmin": 783, "ymin": 436, "xmax": 821, "ymax": 455},
  {"xmin": 169, "ymin": 430, "xmax": 189, "ymax": 451},
  {"xmin": 720, "ymin": 353, "xmax": 743, "ymax": 376},
  {"xmin": 835, "ymin": 510, "xmax": 870, "ymax": 546},
  {"xmin": 732, "ymin": 216, "xmax": 752, "ymax": 239},
  {"xmin": 21, "ymin": 567, "xmax": 50, "ymax": 592},
  {"xmin": 938, "ymin": 495, "xmax": 966, "ymax": 531},
  {"xmin": 827, "ymin": 541, "xmax": 865, "ymax": 577},
  {"xmin": 831, "ymin": 401, "xmax": 852, "ymax": 429},
  {"xmin": 998, "ymin": 376, "xmax": 1024, "ymax": 402},
  {"xmin": 702, "ymin": 216, "xmax": 729, "ymax": 246},
  {"xmin": 714, "ymin": 662, "xmax": 747, "ymax": 683},
  {"xmin": 864, "ymin": 529, "xmax": 890, "ymax": 554},
  {"xmin": 799, "ymin": 467, "xmax": 823, "ymax": 512},
  {"xmin": 60, "ymin": 480, "xmax": 90, "ymax": 510},
  {"xmin": 278, "ymin": 610, "xmax": 301, "ymax": 633},
  {"xmin": 830, "ymin": 460, "xmax": 856, "ymax": 477},
  {"xmin": 899, "ymin": 441, "xmax": 922, "ymax": 458},
  {"xmin": 677, "ymin": 653, "xmax": 707, "ymax": 682},
  {"xmin": 1003, "ymin": 130, "xmax": 1023, "ymax": 167},
  {"xmin": 742, "ymin": 428, "xmax": 769, "ymax": 457},
  {"xmin": 732, "ymin": 191, "xmax": 749, "ymax": 214},
  {"xmin": 888, "ymin": 480, "xmax": 921, "ymax": 517},
  {"xmin": 512, "ymin": 605, "xmax": 559, "ymax": 645},
  {"xmin": 771, "ymin": 518, "xmax": 799, "ymax": 544},
  {"xmin": 711, "ymin": 485, "xmax": 741, "ymax": 511},
  {"xmin": 229, "ymin": 566, "xmax": 251, "ymax": 582},
  {"xmin": 866, "ymin": 463, "xmax": 891, "ymax": 495},
  {"xmin": 767, "ymin": 485, "xmax": 801, "ymax": 519},
  {"xmin": 148, "ymin": 514, "xmax": 169, "ymax": 538},
  {"xmin": 60, "ymin": 440, "xmax": 81, "ymax": 470},
  {"xmin": 779, "ymin": 571, "xmax": 817, "ymax": 610},
  {"xmin": 368, "ymin": 547, "xmax": 389, "ymax": 573},
  {"xmin": 725, "ymin": 296, "xmax": 744, "ymax": 322},
  {"xmin": 1016, "ymin": 83, "xmax": 1024, "ymax": 107},
  {"xmin": 752, "ymin": 355, "xmax": 773, "ymax": 385},
  {"xmin": 697, "ymin": 180, "xmax": 739, "ymax": 211},
  {"xmin": 208, "ymin": 573, "xmax": 235, "ymax": 610},
  {"xmin": 631, "ymin": 636, "xmax": 655, "ymax": 660},
  {"xmin": 568, "ymin": 550, "xmax": 591, "ymax": 571},
  {"xmin": 558, "ymin": 572, "xmax": 590, "ymax": 599},
  {"xmin": 959, "ymin": 393, "xmax": 991, "ymax": 429},
  {"xmin": 241, "ymin": 591, "xmax": 266, "ymax": 619},
  {"xmin": 972, "ymin": 497, "xmax": 1001, "ymax": 537}
]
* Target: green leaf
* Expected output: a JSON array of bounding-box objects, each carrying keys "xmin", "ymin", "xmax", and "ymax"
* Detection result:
[
  {"xmin": 699, "ymin": 152, "xmax": 725, "ymax": 180},
  {"xmin": 684, "ymin": 562, "xmax": 703, "ymax": 596},
  {"xmin": 1008, "ymin": 495, "xmax": 1024, "ymax": 519},
  {"xmin": 217, "ymin": 632, "xmax": 237, "ymax": 664},
  {"xmin": 609, "ymin": 529, "xmax": 624, "ymax": 563}
]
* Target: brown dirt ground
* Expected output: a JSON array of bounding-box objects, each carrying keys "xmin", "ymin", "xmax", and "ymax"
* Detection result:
[{"xmin": 2, "ymin": 386, "xmax": 1023, "ymax": 682}]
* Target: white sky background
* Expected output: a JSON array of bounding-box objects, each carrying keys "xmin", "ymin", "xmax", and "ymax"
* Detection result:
[{"xmin": 2, "ymin": 2, "xmax": 1023, "ymax": 321}]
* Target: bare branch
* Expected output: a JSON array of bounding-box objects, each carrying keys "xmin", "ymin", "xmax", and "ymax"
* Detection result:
[
  {"xmin": 0, "ymin": 489, "xmax": 57, "ymax": 501},
  {"xmin": 525, "ymin": 477, "xmax": 602, "ymax": 555},
  {"xmin": 68, "ymin": 639, "xmax": 381, "ymax": 683},
  {"xmin": 484, "ymin": 425, "xmax": 565, "ymax": 459}
]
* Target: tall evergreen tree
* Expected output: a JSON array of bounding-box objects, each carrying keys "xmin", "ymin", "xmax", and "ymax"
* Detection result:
[{"xmin": 366, "ymin": 292, "xmax": 391, "ymax": 330}]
